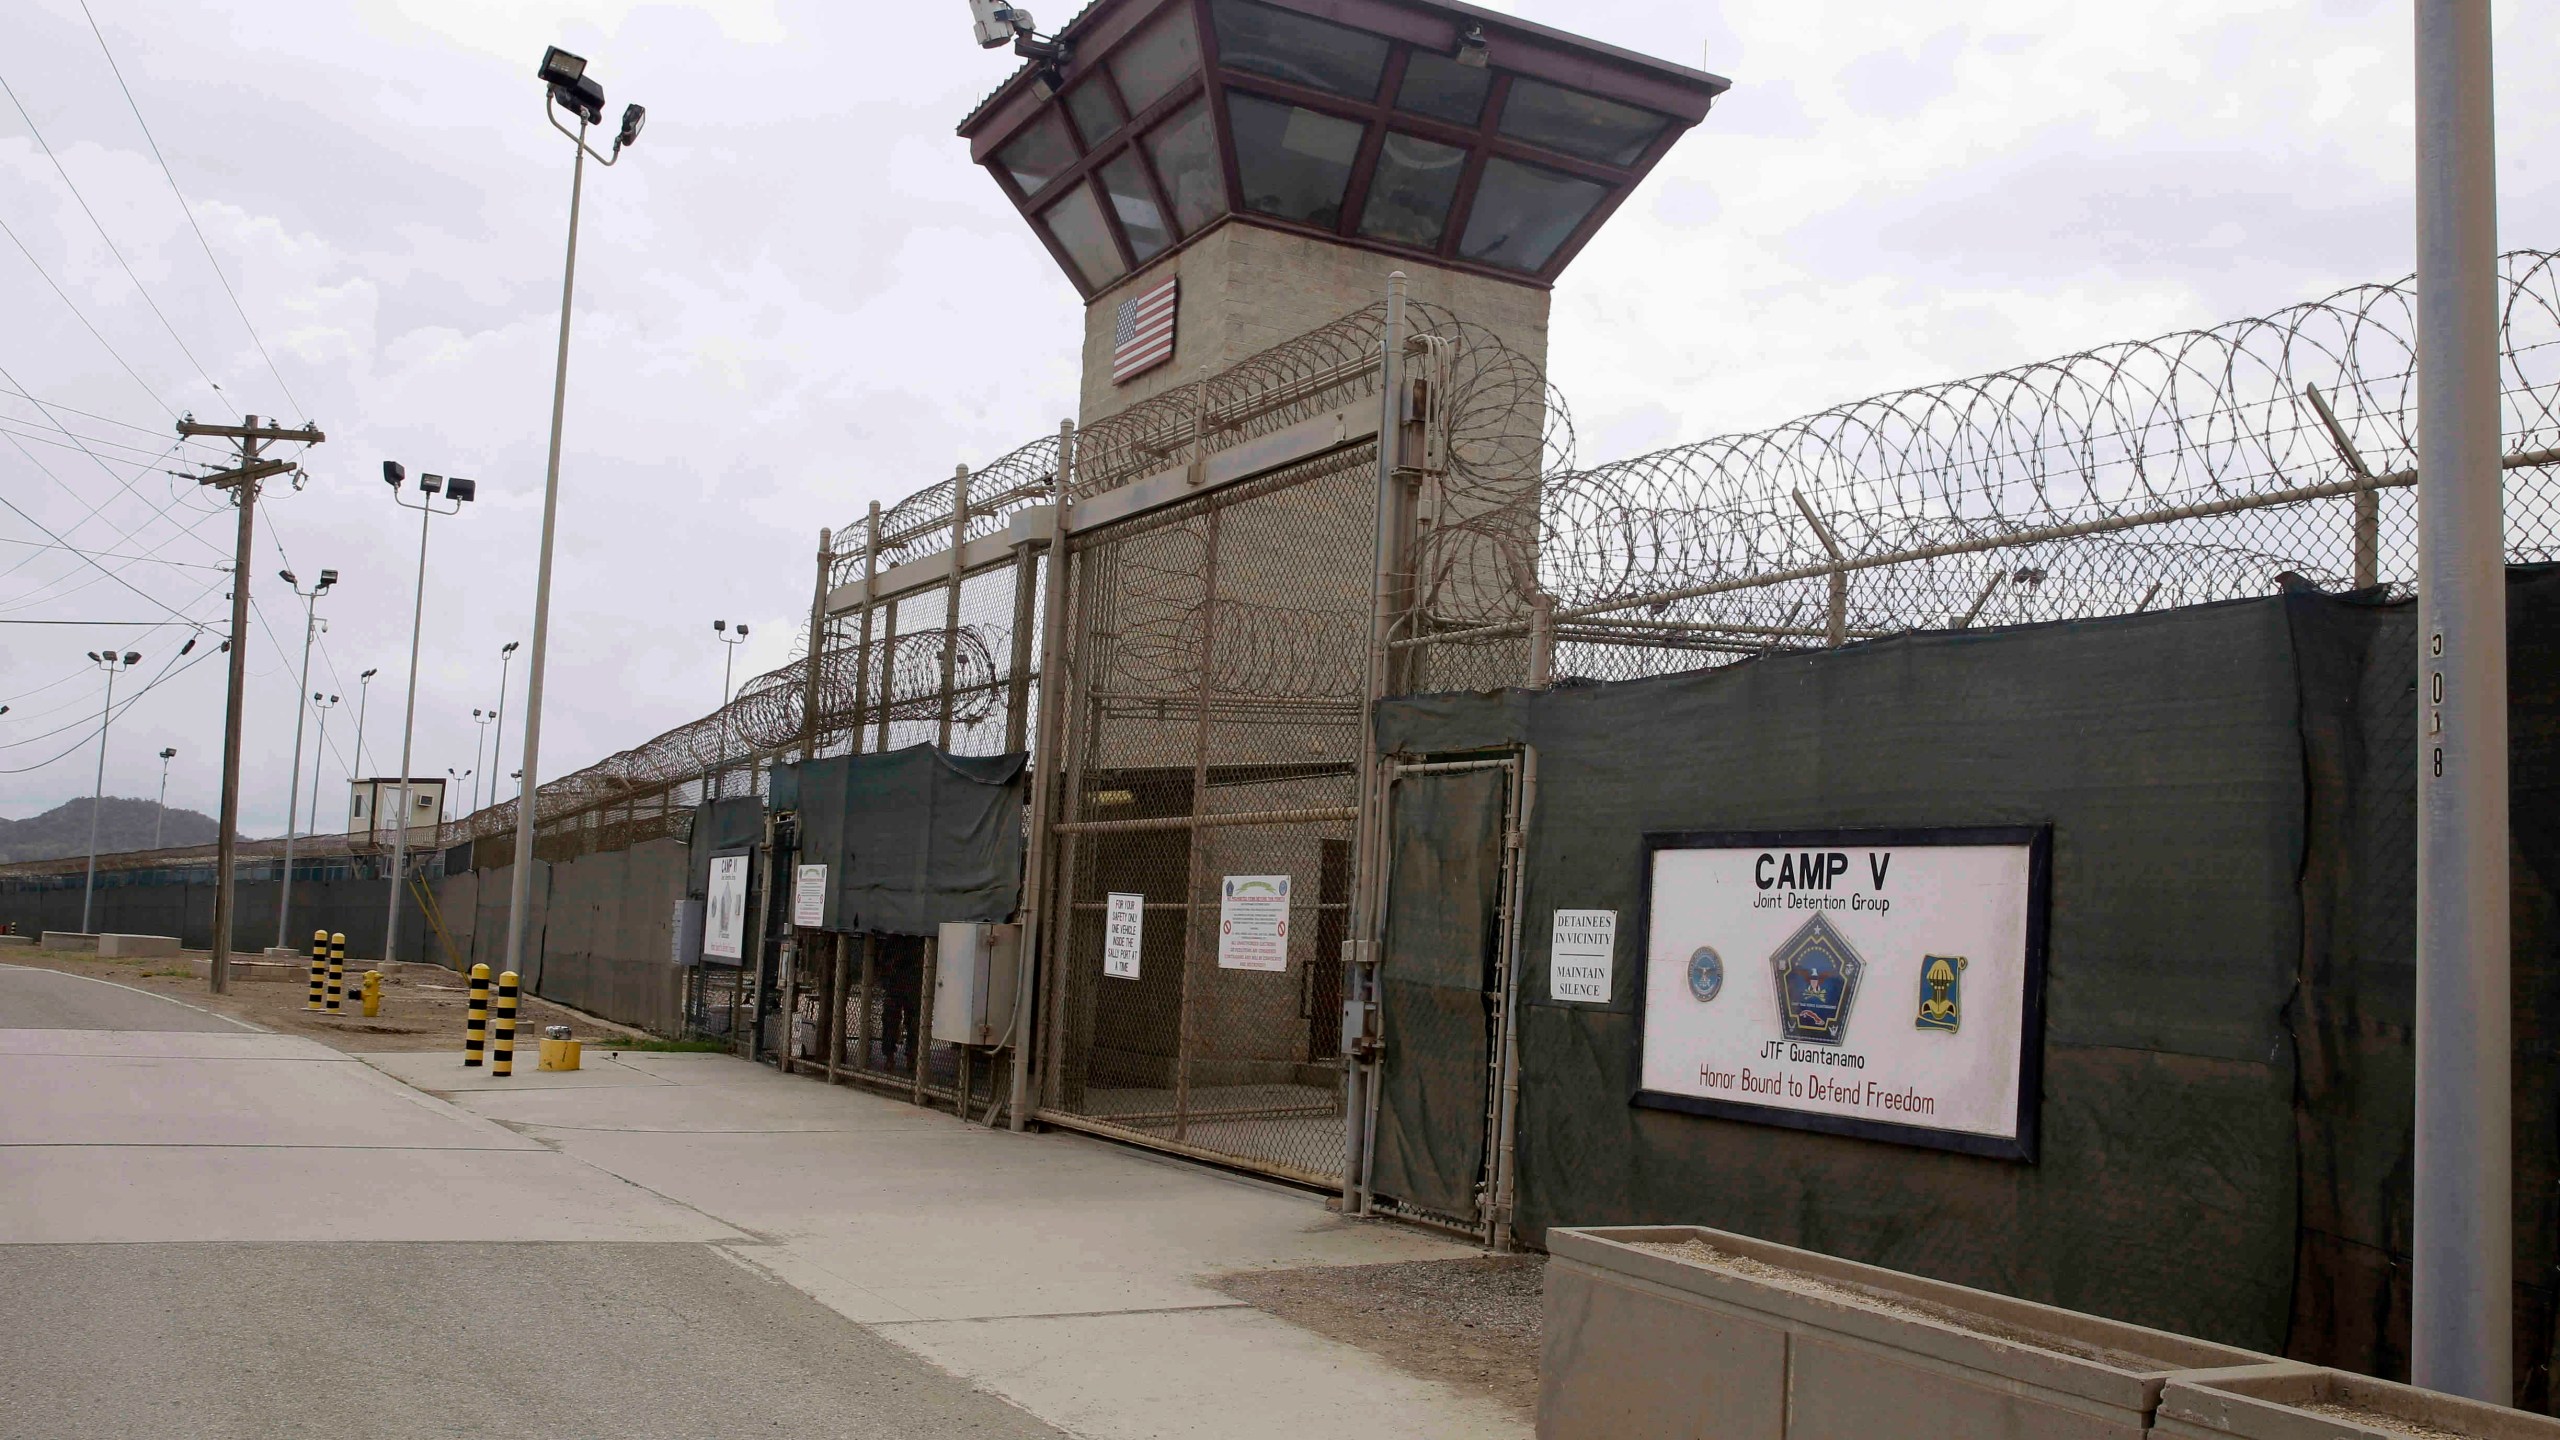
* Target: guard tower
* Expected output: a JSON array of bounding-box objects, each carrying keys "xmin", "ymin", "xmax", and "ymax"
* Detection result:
[{"xmin": 958, "ymin": 0, "xmax": 1728, "ymax": 421}]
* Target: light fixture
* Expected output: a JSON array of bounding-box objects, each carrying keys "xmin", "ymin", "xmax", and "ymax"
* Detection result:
[
  {"xmin": 537, "ymin": 46, "xmax": 586, "ymax": 89},
  {"xmin": 383, "ymin": 460, "xmax": 405, "ymax": 488},
  {"xmin": 713, "ymin": 619, "xmax": 727, "ymax": 633},
  {"xmin": 1455, "ymin": 23, "xmax": 1490, "ymax": 68},
  {"xmin": 420, "ymin": 473, "xmax": 444, "ymax": 496},
  {"xmin": 122, "ymin": 651, "xmax": 140, "ymax": 666},
  {"xmin": 618, "ymin": 103, "xmax": 646, "ymax": 149},
  {"xmin": 445, "ymin": 477, "xmax": 477, "ymax": 503},
  {"xmin": 280, "ymin": 568, "xmax": 297, "ymax": 585},
  {"xmin": 319, "ymin": 568, "xmax": 340, "ymax": 589}
]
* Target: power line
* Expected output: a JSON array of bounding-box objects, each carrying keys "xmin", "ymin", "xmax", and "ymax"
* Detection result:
[
  {"xmin": 75, "ymin": 0, "xmax": 305, "ymax": 420},
  {"xmin": 0, "ymin": 211, "xmax": 174, "ymax": 419},
  {"xmin": 0, "ymin": 68, "xmax": 229, "ymax": 409},
  {"xmin": 0, "ymin": 638, "xmax": 222, "ymax": 775},
  {"xmin": 0, "ymin": 382, "xmax": 171, "ymax": 439},
  {"xmin": 0, "ymin": 436, "xmax": 210, "ymax": 625},
  {"xmin": 0, "ymin": 534, "xmax": 232, "ymax": 572}
]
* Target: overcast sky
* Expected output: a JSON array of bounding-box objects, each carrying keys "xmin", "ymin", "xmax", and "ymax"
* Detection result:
[{"xmin": 2, "ymin": 0, "xmax": 2553, "ymax": 834}]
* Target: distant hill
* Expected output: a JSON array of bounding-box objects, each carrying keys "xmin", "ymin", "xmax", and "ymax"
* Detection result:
[{"xmin": 0, "ymin": 796, "xmax": 225, "ymax": 864}]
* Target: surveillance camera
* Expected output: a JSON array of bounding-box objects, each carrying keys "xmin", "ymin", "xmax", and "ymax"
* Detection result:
[{"xmin": 966, "ymin": 0, "xmax": 1032, "ymax": 48}]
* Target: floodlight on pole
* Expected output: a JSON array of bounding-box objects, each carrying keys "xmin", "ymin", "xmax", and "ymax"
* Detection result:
[
  {"xmin": 276, "ymin": 567, "xmax": 337, "ymax": 949},
  {"xmin": 355, "ymin": 668, "xmax": 378, "ymax": 781},
  {"xmin": 503, "ymin": 43, "xmax": 646, "ymax": 988},
  {"xmin": 307, "ymin": 695, "xmax": 338, "ymax": 839},
  {"xmin": 152, "ymin": 746, "xmax": 177, "ymax": 851},
  {"xmin": 78, "ymin": 649, "xmax": 141, "ymax": 933},
  {"xmin": 492, "ymin": 641, "xmax": 520, "ymax": 803},
  {"xmin": 382, "ymin": 460, "xmax": 473, "ymax": 966}
]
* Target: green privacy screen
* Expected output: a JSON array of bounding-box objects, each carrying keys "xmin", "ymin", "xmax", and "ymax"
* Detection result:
[{"xmin": 1376, "ymin": 572, "xmax": 2560, "ymax": 1401}]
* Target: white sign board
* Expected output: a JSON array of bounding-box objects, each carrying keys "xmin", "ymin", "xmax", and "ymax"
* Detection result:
[
  {"xmin": 1104, "ymin": 892, "xmax": 1145, "ymax": 979},
  {"xmin": 704, "ymin": 854, "xmax": 750, "ymax": 962},
  {"xmin": 1639, "ymin": 830, "xmax": 2046, "ymax": 1160},
  {"xmin": 793, "ymin": 863, "xmax": 829, "ymax": 929},
  {"xmin": 1550, "ymin": 910, "xmax": 1616, "ymax": 1002},
  {"xmin": 1217, "ymin": 874, "xmax": 1290, "ymax": 972}
]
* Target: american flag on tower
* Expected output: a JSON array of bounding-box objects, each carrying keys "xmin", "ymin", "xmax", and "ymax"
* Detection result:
[{"xmin": 1110, "ymin": 275, "xmax": 1178, "ymax": 385}]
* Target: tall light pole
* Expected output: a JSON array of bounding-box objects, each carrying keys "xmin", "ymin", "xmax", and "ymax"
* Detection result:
[
  {"xmin": 276, "ymin": 568, "xmax": 338, "ymax": 950},
  {"xmin": 503, "ymin": 46, "xmax": 645, "ymax": 984},
  {"xmin": 713, "ymin": 619, "xmax": 748, "ymax": 792},
  {"xmin": 353, "ymin": 667, "xmax": 378, "ymax": 781},
  {"xmin": 491, "ymin": 640, "xmax": 520, "ymax": 801},
  {"xmin": 151, "ymin": 746, "xmax": 176, "ymax": 850},
  {"xmin": 307, "ymin": 695, "xmax": 338, "ymax": 836},
  {"xmin": 471, "ymin": 707, "xmax": 497, "ymax": 813},
  {"xmin": 78, "ymin": 649, "xmax": 141, "ymax": 933},
  {"xmin": 382, "ymin": 463, "xmax": 475, "ymax": 966},
  {"xmin": 2413, "ymin": 0, "xmax": 2510, "ymax": 1402},
  {"xmin": 446, "ymin": 767, "xmax": 471, "ymax": 824}
]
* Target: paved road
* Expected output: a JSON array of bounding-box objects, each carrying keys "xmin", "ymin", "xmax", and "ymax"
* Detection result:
[
  {"xmin": 0, "ymin": 963, "xmax": 246, "ymax": 1031},
  {"xmin": 0, "ymin": 966, "xmax": 1066, "ymax": 1439}
]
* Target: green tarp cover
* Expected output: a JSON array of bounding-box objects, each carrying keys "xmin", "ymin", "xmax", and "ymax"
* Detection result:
[
  {"xmin": 686, "ymin": 795, "xmax": 765, "ymax": 897},
  {"xmin": 779, "ymin": 746, "xmax": 1026, "ymax": 937},
  {"xmin": 1373, "ymin": 575, "xmax": 2560, "ymax": 1397}
]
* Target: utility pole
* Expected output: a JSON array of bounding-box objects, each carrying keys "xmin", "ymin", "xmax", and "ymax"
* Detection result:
[
  {"xmin": 2412, "ymin": 0, "xmax": 2510, "ymax": 1402},
  {"xmin": 179, "ymin": 413, "xmax": 322, "ymax": 993}
]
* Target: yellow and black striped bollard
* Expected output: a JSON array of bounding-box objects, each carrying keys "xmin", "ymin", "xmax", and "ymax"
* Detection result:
[
  {"xmin": 491, "ymin": 971, "xmax": 520, "ymax": 1077},
  {"xmin": 331, "ymin": 933, "xmax": 348, "ymax": 1004},
  {"xmin": 325, "ymin": 934, "xmax": 344, "ymax": 1011},
  {"xmin": 465, "ymin": 963, "xmax": 490, "ymax": 1067},
  {"xmin": 306, "ymin": 929, "xmax": 327, "ymax": 1011}
]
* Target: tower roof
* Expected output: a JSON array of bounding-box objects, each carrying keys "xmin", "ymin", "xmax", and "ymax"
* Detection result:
[{"xmin": 957, "ymin": 0, "xmax": 1729, "ymax": 299}]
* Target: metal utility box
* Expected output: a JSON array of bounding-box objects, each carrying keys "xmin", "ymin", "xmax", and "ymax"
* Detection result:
[{"xmin": 932, "ymin": 921, "xmax": 1020, "ymax": 1047}]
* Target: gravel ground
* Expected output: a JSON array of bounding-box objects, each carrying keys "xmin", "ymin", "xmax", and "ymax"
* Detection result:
[
  {"xmin": 0, "ymin": 947, "xmax": 648, "ymax": 1053},
  {"xmin": 1212, "ymin": 1255, "xmax": 1545, "ymax": 1415}
]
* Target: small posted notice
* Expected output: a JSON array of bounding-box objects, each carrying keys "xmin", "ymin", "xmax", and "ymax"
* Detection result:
[
  {"xmin": 792, "ymin": 863, "xmax": 828, "ymax": 929},
  {"xmin": 1104, "ymin": 892, "xmax": 1145, "ymax": 979},
  {"xmin": 1551, "ymin": 910, "xmax": 1617, "ymax": 1003},
  {"xmin": 1217, "ymin": 875, "xmax": 1291, "ymax": 972}
]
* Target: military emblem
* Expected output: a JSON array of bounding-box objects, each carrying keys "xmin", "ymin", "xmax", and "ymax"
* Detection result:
[
  {"xmin": 1687, "ymin": 946, "xmax": 1724, "ymax": 1002},
  {"xmin": 1915, "ymin": 954, "xmax": 1967, "ymax": 1033},
  {"xmin": 1769, "ymin": 913, "xmax": 1865, "ymax": 1046}
]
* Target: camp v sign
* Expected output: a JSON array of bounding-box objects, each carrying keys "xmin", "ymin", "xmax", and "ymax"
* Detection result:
[{"xmin": 1635, "ymin": 827, "xmax": 2050, "ymax": 1161}]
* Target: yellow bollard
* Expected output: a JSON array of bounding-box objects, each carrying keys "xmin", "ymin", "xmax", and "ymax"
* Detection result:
[
  {"xmin": 491, "ymin": 971, "xmax": 520, "ymax": 1077},
  {"xmin": 464, "ymin": 963, "xmax": 490, "ymax": 1067},
  {"xmin": 360, "ymin": 970, "xmax": 382, "ymax": 1018},
  {"xmin": 325, "ymin": 935, "xmax": 344, "ymax": 1012},
  {"xmin": 537, "ymin": 1035, "xmax": 581, "ymax": 1071},
  {"xmin": 306, "ymin": 929, "xmax": 327, "ymax": 1011}
]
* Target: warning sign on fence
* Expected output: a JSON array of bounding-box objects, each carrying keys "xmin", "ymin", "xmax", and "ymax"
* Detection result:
[
  {"xmin": 1104, "ymin": 892, "xmax": 1144, "ymax": 979},
  {"xmin": 1217, "ymin": 875, "xmax": 1290, "ymax": 972}
]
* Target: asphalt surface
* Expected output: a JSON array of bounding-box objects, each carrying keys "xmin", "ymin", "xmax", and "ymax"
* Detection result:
[
  {"xmin": 0, "ymin": 1243, "xmax": 1069, "ymax": 1440},
  {"xmin": 0, "ymin": 963, "xmax": 1069, "ymax": 1440},
  {"xmin": 0, "ymin": 963, "xmax": 248, "ymax": 1032}
]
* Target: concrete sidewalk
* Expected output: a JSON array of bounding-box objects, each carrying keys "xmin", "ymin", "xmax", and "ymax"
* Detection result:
[{"xmin": 363, "ymin": 1046, "xmax": 1533, "ymax": 1440}]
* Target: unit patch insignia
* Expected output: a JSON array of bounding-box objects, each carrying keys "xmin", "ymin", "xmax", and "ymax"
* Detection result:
[
  {"xmin": 1769, "ymin": 913, "xmax": 1865, "ymax": 1047},
  {"xmin": 1687, "ymin": 946, "xmax": 1724, "ymax": 1002},
  {"xmin": 1915, "ymin": 954, "xmax": 1967, "ymax": 1033}
]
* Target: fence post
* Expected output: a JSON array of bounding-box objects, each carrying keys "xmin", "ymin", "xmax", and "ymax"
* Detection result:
[
  {"xmin": 1791, "ymin": 490, "xmax": 1848, "ymax": 647},
  {"xmin": 2305, "ymin": 383, "xmax": 2382, "ymax": 589},
  {"xmin": 913, "ymin": 934, "xmax": 938, "ymax": 1106},
  {"xmin": 938, "ymin": 465, "xmax": 971, "ymax": 752},
  {"xmin": 857, "ymin": 932, "xmax": 876, "ymax": 1073},
  {"xmin": 1009, "ymin": 420, "xmax": 1076, "ymax": 1132},
  {"xmin": 855, "ymin": 499, "xmax": 885, "ymax": 758},
  {"xmin": 825, "ymin": 931, "xmax": 846, "ymax": 1085},
  {"xmin": 1526, "ymin": 592, "xmax": 1557, "ymax": 688},
  {"xmin": 801, "ymin": 527, "xmax": 833, "ymax": 762},
  {"xmin": 1174, "ymin": 504, "xmax": 1226, "ymax": 1144},
  {"xmin": 1344, "ymin": 271, "xmax": 1410, "ymax": 1214}
]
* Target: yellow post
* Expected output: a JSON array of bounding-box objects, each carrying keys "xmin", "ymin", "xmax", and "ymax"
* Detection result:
[
  {"xmin": 306, "ymin": 929, "xmax": 327, "ymax": 1011},
  {"xmin": 360, "ymin": 970, "xmax": 382, "ymax": 1018},
  {"xmin": 465, "ymin": 962, "xmax": 490, "ymax": 1067},
  {"xmin": 492, "ymin": 971, "xmax": 520, "ymax": 1077},
  {"xmin": 325, "ymin": 932, "xmax": 344, "ymax": 1011}
]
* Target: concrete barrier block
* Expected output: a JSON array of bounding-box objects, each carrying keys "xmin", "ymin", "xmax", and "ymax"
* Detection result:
[
  {"xmin": 95, "ymin": 934, "xmax": 180, "ymax": 958},
  {"xmin": 2157, "ymin": 1363, "xmax": 2560, "ymax": 1438},
  {"xmin": 0, "ymin": 934, "xmax": 34, "ymax": 947},
  {"xmin": 39, "ymin": 932, "xmax": 98, "ymax": 952},
  {"xmin": 1538, "ymin": 1225, "xmax": 2280, "ymax": 1440}
]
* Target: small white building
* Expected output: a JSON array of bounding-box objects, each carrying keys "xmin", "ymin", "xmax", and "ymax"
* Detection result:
[{"xmin": 348, "ymin": 777, "xmax": 446, "ymax": 838}]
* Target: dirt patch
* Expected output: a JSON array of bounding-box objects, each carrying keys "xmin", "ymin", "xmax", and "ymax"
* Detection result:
[
  {"xmin": 1637, "ymin": 1239, "xmax": 2171, "ymax": 1372},
  {"xmin": 1212, "ymin": 1255, "xmax": 1543, "ymax": 1415},
  {"xmin": 0, "ymin": 949, "xmax": 646, "ymax": 1053}
]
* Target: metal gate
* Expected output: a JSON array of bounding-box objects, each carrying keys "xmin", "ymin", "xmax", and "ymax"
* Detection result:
[
  {"xmin": 1036, "ymin": 447, "xmax": 1378, "ymax": 1186},
  {"xmin": 1361, "ymin": 753, "xmax": 1529, "ymax": 1243}
]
